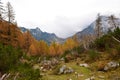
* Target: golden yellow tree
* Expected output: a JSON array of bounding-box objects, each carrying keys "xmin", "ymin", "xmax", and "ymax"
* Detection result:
[
  {"xmin": 28, "ymin": 43, "xmax": 38, "ymax": 56},
  {"xmin": 38, "ymin": 40, "xmax": 49, "ymax": 55},
  {"xmin": 49, "ymin": 42, "xmax": 63, "ymax": 56},
  {"xmin": 63, "ymin": 38, "xmax": 78, "ymax": 51}
]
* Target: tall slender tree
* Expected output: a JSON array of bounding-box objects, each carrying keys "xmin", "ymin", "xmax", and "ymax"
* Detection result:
[
  {"xmin": 0, "ymin": 0, "xmax": 4, "ymax": 20},
  {"xmin": 95, "ymin": 13, "xmax": 103, "ymax": 38},
  {"xmin": 6, "ymin": 2, "xmax": 15, "ymax": 23},
  {"xmin": 108, "ymin": 15, "xmax": 117, "ymax": 29}
]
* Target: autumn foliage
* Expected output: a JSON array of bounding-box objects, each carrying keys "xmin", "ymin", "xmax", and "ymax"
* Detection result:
[
  {"xmin": 49, "ymin": 42, "xmax": 63, "ymax": 56},
  {"xmin": 0, "ymin": 20, "xmax": 34, "ymax": 51},
  {"xmin": 0, "ymin": 20, "xmax": 79, "ymax": 56}
]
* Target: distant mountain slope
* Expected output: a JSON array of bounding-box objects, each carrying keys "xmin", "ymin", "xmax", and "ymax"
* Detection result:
[
  {"xmin": 74, "ymin": 16, "xmax": 120, "ymax": 39},
  {"xmin": 19, "ymin": 27, "xmax": 65, "ymax": 44}
]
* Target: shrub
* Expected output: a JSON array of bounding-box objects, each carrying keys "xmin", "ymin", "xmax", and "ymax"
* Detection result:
[
  {"xmin": 88, "ymin": 50, "xmax": 99, "ymax": 60},
  {"xmin": 97, "ymin": 61, "xmax": 107, "ymax": 71},
  {"xmin": 0, "ymin": 43, "xmax": 22, "ymax": 72},
  {"xmin": 10, "ymin": 63, "xmax": 41, "ymax": 80},
  {"xmin": 0, "ymin": 43, "xmax": 41, "ymax": 80},
  {"xmin": 73, "ymin": 46, "xmax": 84, "ymax": 54},
  {"xmin": 116, "ymin": 45, "xmax": 120, "ymax": 55},
  {"xmin": 61, "ymin": 50, "xmax": 71, "ymax": 58},
  {"xmin": 17, "ymin": 65, "xmax": 40, "ymax": 80},
  {"xmin": 112, "ymin": 27, "xmax": 120, "ymax": 40}
]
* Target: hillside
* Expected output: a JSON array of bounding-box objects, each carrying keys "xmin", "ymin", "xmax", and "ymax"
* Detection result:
[
  {"xmin": 20, "ymin": 27, "xmax": 65, "ymax": 44},
  {"xmin": 0, "ymin": 20, "xmax": 36, "ymax": 52}
]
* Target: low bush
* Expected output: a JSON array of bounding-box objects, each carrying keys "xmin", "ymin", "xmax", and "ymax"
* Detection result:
[
  {"xmin": 88, "ymin": 50, "xmax": 99, "ymax": 60},
  {"xmin": 0, "ymin": 43, "xmax": 41, "ymax": 80},
  {"xmin": 8, "ymin": 62, "xmax": 41, "ymax": 80},
  {"xmin": 0, "ymin": 43, "xmax": 22, "ymax": 73}
]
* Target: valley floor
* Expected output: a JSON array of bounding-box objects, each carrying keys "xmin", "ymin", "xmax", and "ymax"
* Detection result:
[{"xmin": 40, "ymin": 59, "xmax": 120, "ymax": 80}]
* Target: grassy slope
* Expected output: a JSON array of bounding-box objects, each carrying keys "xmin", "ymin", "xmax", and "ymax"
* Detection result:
[{"xmin": 42, "ymin": 62, "xmax": 91, "ymax": 80}]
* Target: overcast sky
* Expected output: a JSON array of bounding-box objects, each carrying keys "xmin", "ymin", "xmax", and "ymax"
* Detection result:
[{"xmin": 2, "ymin": 0, "xmax": 120, "ymax": 38}]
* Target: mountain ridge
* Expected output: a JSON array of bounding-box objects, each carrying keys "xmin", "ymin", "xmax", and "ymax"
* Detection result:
[
  {"xmin": 20, "ymin": 15, "xmax": 120, "ymax": 43},
  {"xmin": 19, "ymin": 27, "xmax": 65, "ymax": 44}
]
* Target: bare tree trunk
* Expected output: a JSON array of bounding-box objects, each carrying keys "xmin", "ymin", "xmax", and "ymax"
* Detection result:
[
  {"xmin": 4, "ymin": 73, "xmax": 10, "ymax": 80},
  {"xmin": 112, "ymin": 36, "xmax": 120, "ymax": 43},
  {"xmin": 83, "ymin": 42, "xmax": 88, "ymax": 50},
  {"xmin": 14, "ymin": 73, "xmax": 19, "ymax": 80},
  {"xmin": 0, "ymin": 74, "xmax": 7, "ymax": 80}
]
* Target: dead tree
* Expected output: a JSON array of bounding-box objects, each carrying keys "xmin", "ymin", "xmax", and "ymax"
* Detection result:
[
  {"xmin": 108, "ymin": 15, "xmax": 118, "ymax": 29},
  {"xmin": 6, "ymin": 2, "xmax": 15, "ymax": 23},
  {"xmin": 0, "ymin": 0, "xmax": 4, "ymax": 20},
  {"xmin": 0, "ymin": 73, "xmax": 7, "ymax": 80},
  {"xmin": 95, "ymin": 14, "xmax": 103, "ymax": 38},
  {"xmin": 112, "ymin": 36, "xmax": 120, "ymax": 43}
]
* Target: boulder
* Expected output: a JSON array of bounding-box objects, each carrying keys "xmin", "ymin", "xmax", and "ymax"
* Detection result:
[
  {"xmin": 67, "ymin": 78, "xmax": 72, "ymax": 80},
  {"xmin": 60, "ymin": 58, "xmax": 64, "ymax": 61},
  {"xmin": 75, "ymin": 72, "xmax": 84, "ymax": 78},
  {"xmin": 33, "ymin": 64, "xmax": 40, "ymax": 70},
  {"xmin": 68, "ymin": 67, "xmax": 74, "ymax": 73},
  {"xmin": 40, "ymin": 67, "xmax": 43, "ymax": 70},
  {"xmin": 98, "ymin": 75, "xmax": 105, "ymax": 79},
  {"xmin": 59, "ymin": 65, "xmax": 66, "ymax": 74},
  {"xmin": 59, "ymin": 65, "xmax": 74, "ymax": 74},
  {"xmin": 40, "ymin": 58, "xmax": 59, "ymax": 71},
  {"xmin": 104, "ymin": 61, "xmax": 119, "ymax": 71},
  {"xmin": 85, "ymin": 76, "xmax": 95, "ymax": 80},
  {"xmin": 79, "ymin": 63, "xmax": 89, "ymax": 68},
  {"xmin": 41, "ymin": 60, "xmax": 52, "ymax": 70},
  {"xmin": 64, "ymin": 67, "xmax": 74, "ymax": 74},
  {"xmin": 51, "ymin": 58, "xmax": 59, "ymax": 65}
]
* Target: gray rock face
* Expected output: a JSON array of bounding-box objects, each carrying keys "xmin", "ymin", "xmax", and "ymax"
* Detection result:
[
  {"xmin": 19, "ymin": 27, "xmax": 65, "ymax": 44},
  {"xmin": 73, "ymin": 16, "xmax": 120, "ymax": 40},
  {"xmin": 104, "ymin": 61, "xmax": 119, "ymax": 71}
]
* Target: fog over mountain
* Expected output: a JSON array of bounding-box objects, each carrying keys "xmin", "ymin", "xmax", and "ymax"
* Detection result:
[{"xmin": 2, "ymin": 0, "xmax": 120, "ymax": 38}]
